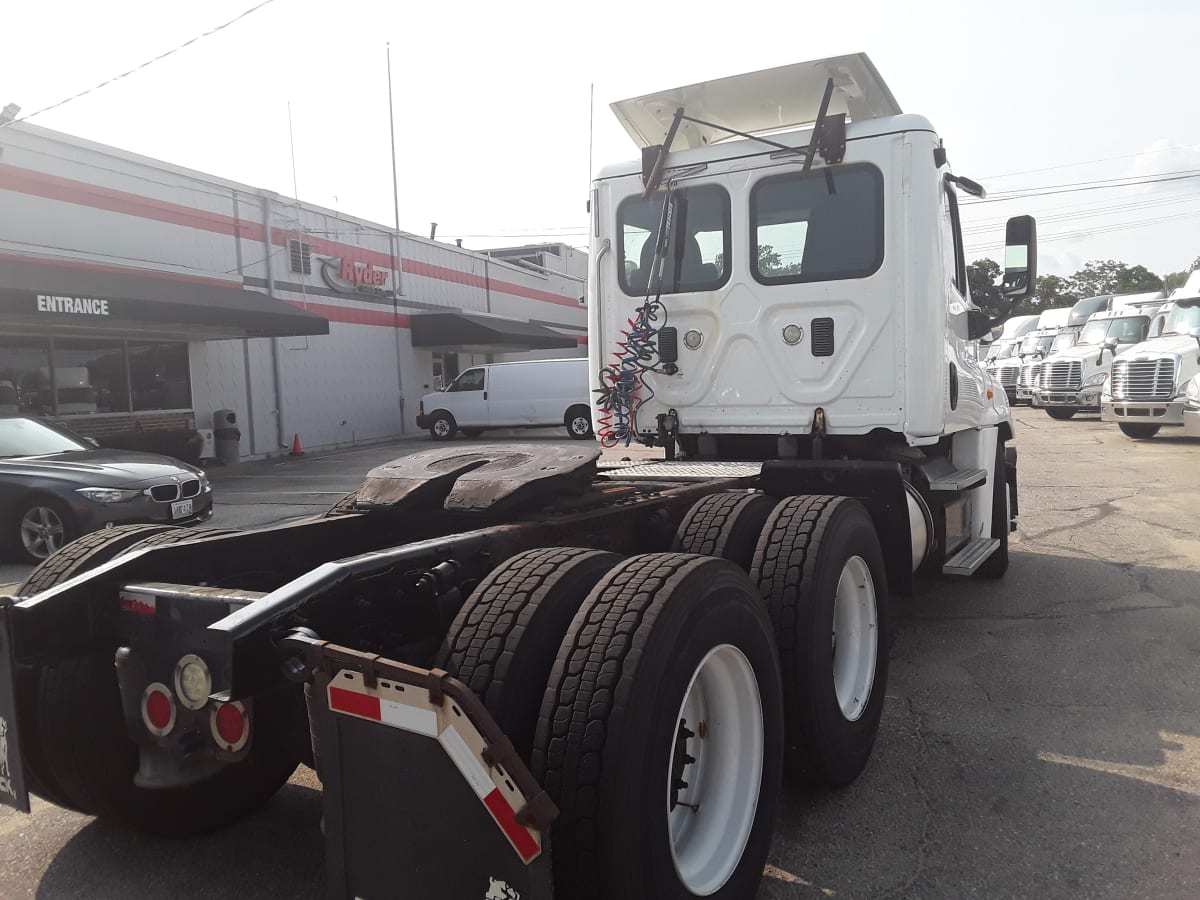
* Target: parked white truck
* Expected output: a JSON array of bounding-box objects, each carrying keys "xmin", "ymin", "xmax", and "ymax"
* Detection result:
[
  {"xmin": 1009, "ymin": 310, "xmax": 1069, "ymax": 403},
  {"xmin": 0, "ymin": 54, "xmax": 1037, "ymax": 900},
  {"xmin": 1102, "ymin": 272, "xmax": 1200, "ymax": 438},
  {"xmin": 1032, "ymin": 309, "xmax": 1157, "ymax": 418}
]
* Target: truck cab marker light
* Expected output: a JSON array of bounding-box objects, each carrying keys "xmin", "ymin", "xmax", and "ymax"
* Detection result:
[
  {"xmin": 683, "ymin": 329, "xmax": 703, "ymax": 350},
  {"xmin": 782, "ymin": 324, "xmax": 804, "ymax": 345},
  {"xmin": 141, "ymin": 683, "xmax": 176, "ymax": 737}
]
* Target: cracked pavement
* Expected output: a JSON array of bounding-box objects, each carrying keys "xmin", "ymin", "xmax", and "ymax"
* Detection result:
[{"xmin": 1, "ymin": 410, "xmax": 1197, "ymax": 898}]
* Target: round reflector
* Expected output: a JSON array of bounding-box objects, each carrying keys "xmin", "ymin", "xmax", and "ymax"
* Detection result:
[
  {"xmin": 211, "ymin": 701, "xmax": 250, "ymax": 752},
  {"xmin": 141, "ymin": 682, "xmax": 176, "ymax": 736},
  {"xmin": 174, "ymin": 653, "xmax": 212, "ymax": 710}
]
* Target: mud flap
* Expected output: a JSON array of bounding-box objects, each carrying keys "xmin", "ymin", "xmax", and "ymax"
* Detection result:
[
  {"xmin": 303, "ymin": 642, "xmax": 555, "ymax": 900},
  {"xmin": 0, "ymin": 599, "xmax": 30, "ymax": 812}
]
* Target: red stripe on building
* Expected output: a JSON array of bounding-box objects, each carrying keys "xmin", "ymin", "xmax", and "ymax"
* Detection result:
[
  {"xmin": 482, "ymin": 788, "xmax": 540, "ymax": 862},
  {"xmin": 0, "ymin": 162, "xmax": 264, "ymax": 241},
  {"xmin": 328, "ymin": 686, "xmax": 382, "ymax": 721},
  {"xmin": 0, "ymin": 250, "xmax": 245, "ymax": 290},
  {"xmin": 1, "ymin": 163, "xmax": 581, "ymax": 311}
]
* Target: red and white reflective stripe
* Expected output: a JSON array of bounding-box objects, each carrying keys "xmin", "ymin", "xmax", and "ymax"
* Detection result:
[
  {"xmin": 119, "ymin": 591, "xmax": 156, "ymax": 615},
  {"xmin": 327, "ymin": 677, "xmax": 540, "ymax": 863}
]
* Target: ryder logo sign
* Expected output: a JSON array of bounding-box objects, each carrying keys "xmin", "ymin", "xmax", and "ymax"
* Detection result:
[{"xmin": 320, "ymin": 256, "xmax": 392, "ymax": 297}]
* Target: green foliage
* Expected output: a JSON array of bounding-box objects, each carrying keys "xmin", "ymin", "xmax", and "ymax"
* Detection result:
[
  {"xmin": 967, "ymin": 258, "xmax": 1004, "ymax": 315},
  {"xmin": 1162, "ymin": 255, "xmax": 1200, "ymax": 293},
  {"xmin": 1067, "ymin": 260, "xmax": 1163, "ymax": 298}
]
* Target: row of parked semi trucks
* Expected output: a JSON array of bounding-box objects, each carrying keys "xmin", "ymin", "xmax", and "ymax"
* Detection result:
[{"xmin": 985, "ymin": 270, "xmax": 1200, "ymax": 439}]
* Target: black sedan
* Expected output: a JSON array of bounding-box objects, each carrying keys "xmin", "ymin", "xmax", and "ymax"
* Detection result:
[{"xmin": 0, "ymin": 416, "xmax": 214, "ymax": 562}]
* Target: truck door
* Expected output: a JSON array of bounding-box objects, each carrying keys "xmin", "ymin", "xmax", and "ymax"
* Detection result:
[
  {"xmin": 940, "ymin": 178, "xmax": 986, "ymax": 423},
  {"xmin": 445, "ymin": 367, "xmax": 489, "ymax": 427}
]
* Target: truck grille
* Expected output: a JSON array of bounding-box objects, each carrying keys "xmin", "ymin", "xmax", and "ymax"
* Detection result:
[
  {"xmin": 1044, "ymin": 360, "xmax": 1082, "ymax": 391},
  {"xmin": 1111, "ymin": 358, "xmax": 1176, "ymax": 401},
  {"xmin": 1018, "ymin": 363, "xmax": 1042, "ymax": 389},
  {"xmin": 996, "ymin": 368, "xmax": 1018, "ymax": 388}
]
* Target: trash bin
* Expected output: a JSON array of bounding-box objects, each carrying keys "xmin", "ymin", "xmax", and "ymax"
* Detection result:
[{"xmin": 213, "ymin": 409, "xmax": 241, "ymax": 466}]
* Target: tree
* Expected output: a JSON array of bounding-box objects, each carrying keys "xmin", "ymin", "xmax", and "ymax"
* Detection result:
[
  {"xmin": 1067, "ymin": 260, "xmax": 1163, "ymax": 298},
  {"xmin": 1032, "ymin": 274, "xmax": 1076, "ymax": 313},
  {"xmin": 966, "ymin": 258, "xmax": 1004, "ymax": 315},
  {"xmin": 1163, "ymin": 255, "xmax": 1200, "ymax": 293},
  {"xmin": 720, "ymin": 244, "xmax": 802, "ymax": 278}
]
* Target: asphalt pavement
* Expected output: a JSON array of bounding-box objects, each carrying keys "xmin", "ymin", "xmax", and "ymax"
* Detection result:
[{"xmin": 1, "ymin": 410, "xmax": 1197, "ymax": 899}]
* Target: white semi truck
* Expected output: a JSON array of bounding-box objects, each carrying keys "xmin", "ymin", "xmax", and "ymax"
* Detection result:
[
  {"xmin": 1102, "ymin": 272, "xmax": 1200, "ymax": 439},
  {"xmin": 0, "ymin": 55, "xmax": 1036, "ymax": 900}
]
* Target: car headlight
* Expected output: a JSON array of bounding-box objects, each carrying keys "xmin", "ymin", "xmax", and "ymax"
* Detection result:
[
  {"xmin": 1083, "ymin": 372, "xmax": 1108, "ymax": 388},
  {"xmin": 199, "ymin": 473, "xmax": 212, "ymax": 493},
  {"xmin": 76, "ymin": 487, "xmax": 142, "ymax": 504}
]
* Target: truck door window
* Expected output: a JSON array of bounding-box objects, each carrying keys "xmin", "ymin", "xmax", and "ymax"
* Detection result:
[
  {"xmin": 941, "ymin": 182, "xmax": 968, "ymax": 297},
  {"xmin": 750, "ymin": 164, "xmax": 883, "ymax": 284},
  {"xmin": 618, "ymin": 185, "xmax": 730, "ymax": 296},
  {"xmin": 448, "ymin": 368, "xmax": 485, "ymax": 392}
]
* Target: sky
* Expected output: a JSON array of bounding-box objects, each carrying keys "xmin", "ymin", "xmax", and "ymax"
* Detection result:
[{"xmin": 2, "ymin": 0, "xmax": 1199, "ymax": 280}]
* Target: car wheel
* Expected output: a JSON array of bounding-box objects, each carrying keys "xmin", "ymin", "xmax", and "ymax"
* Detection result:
[
  {"xmin": 13, "ymin": 496, "xmax": 77, "ymax": 563},
  {"xmin": 429, "ymin": 412, "xmax": 457, "ymax": 441},
  {"xmin": 565, "ymin": 405, "xmax": 594, "ymax": 440}
]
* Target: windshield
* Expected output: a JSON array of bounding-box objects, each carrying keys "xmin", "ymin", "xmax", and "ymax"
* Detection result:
[
  {"xmin": 1078, "ymin": 316, "xmax": 1148, "ymax": 347},
  {"xmin": 1050, "ymin": 330, "xmax": 1078, "ymax": 351},
  {"xmin": 986, "ymin": 342, "xmax": 1014, "ymax": 361},
  {"xmin": 1163, "ymin": 303, "xmax": 1200, "ymax": 335},
  {"xmin": 1019, "ymin": 334, "xmax": 1054, "ymax": 355},
  {"xmin": 0, "ymin": 417, "xmax": 88, "ymax": 457}
]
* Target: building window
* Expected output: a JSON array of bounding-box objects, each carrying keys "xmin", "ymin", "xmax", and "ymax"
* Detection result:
[
  {"xmin": 54, "ymin": 338, "xmax": 128, "ymax": 413},
  {"xmin": 289, "ymin": 239, "xmax": 312, "ymax": 274},
  {"xmin": 0, "ymin": 339, "xmax": 51, "ymax": 415},
  {"xmin": 128, "ymin": 342, "xmax": 192, "ymax": 410}
]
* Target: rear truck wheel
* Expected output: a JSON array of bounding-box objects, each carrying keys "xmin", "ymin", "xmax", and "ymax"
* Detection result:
[
  {"xmin": 429, "ymin": 411, "xmax": 457, "ymax": 441},
  {"xmin": 1045, "ymin": 408, "xmax": 1077, "ymax": 420},
  {"xmin": 751, "ymin": 496, "xmax": 891, "ymax": 787},
  {"xmin": 462, "ymin": 427, "xmax": 486, "ymax": 438},
  {"xmin": 975, "ymin": 439, "xmax": 1012, "ymax": 580},
  {"xmin": 534, "ymin": 554, "xmax": 783, "ymax": 900},
  {"xmin": 18, "ymin": 523, "xmax": 179, "ymax": 595},
  {"xmin": 38, "ymin": 652, "xmax": 299, "ymax": 835},
  {"xmin": 437, "ymin": 547, "xmax": 622, "ymax": 763},
  {"xmin": 565, "ymin": 405, "xmax": 594, "ymax": 440},
  {"xmin": 671, "ymin": 491, "xmax": 775, "ymax": 571},
  {"xmin": 11, "ymin": 496, "xmax": 78, "ymax": 563},
  {"xmin": 1118, "ymin": 422, "xmax": 1161, "ymax": 439}
]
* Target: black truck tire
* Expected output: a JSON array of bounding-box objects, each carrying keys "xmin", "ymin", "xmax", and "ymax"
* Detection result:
[
  {"xmin": 975, "ymin": 439, "xmax": 1012, "ymax": 580},
  {"xmin": 37, "ymin": 651, "xmax": 298, "ymax": 835},
  {"xmin": 1045, "ymin": 408, "xmax": 1077, "ymax": 420},
  {"xmin": 437, "ymin": 547, "xmax": 622, "ymax": 763},
  {"xmin": 565, "ymin": 405, "xmax": 594, "ymax": 440},
  {"xmin": 671, "ymin": 491, "xmax": 775, "ymax": 572},
  {"xmin": 17, "ymin": 523, "xmax": 177, "ymax": 595},
  {"xmin": 1118, "ymin": 422, "xmax": 1161, "ymax": 439},
  {"xmin": 751, "ymin": 495, "xmax": 891, "ymax": 787},
  {"xmin": 533, "ymin": 554, "xmax": 783, "ymax": 900}
]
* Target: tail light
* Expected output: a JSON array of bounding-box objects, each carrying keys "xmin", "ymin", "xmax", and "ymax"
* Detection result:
[
  {"xmin": 141, "ymin": 682, "xmax": 177, "ymax": 736},
  {"xmin": 210, "ymin": 701, "xmax": 250, "ymax": 752},
  {"xmin": 419, "ymin": 400, "xmax": 425, "ymax": 416},
  {"xmin": 173, "ymin": 654, "xmax": 212, "ymax": 710}
]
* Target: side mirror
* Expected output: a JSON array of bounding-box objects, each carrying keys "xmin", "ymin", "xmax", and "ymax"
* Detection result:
[
  {"xmin": 85, "ymin": 436, "xmax": 100, "ymax": 448},
  {"xmin": 1000, "ymin": 215, "xmax": 1037, "ymax": 303},
  {"xmin": 967, "ymin": 309, "xmax": 994, "ymax": 341},
  {"xmin": 1099, "ymin": 338, "xmax": 1118, "ymax": 364},
  {"xmin": 1189, "ymin": 325, "xmax": 1200, "ymax": 361}
]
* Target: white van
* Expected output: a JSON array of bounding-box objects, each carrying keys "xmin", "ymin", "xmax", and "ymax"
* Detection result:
[{"xmin": 416, "ymin": 358, "xmax": 594, "ymax": 441}]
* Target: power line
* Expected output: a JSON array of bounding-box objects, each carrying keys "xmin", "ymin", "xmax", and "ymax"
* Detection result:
[
  {"xmin": 963, "ymin": 169, "xmax": 1200, "ymax": 204},
  {"xmin": 979, "ymin": 143, "xmax": 1200, "ymax": 181},
  {"xmin": 0, "ymin": 0, "xmax": 282, "ymax": 129}
]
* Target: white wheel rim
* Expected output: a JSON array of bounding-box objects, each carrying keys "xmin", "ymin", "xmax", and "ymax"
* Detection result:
[
  {"xmin": 831, "ymin": 556, "xmax": 878, "ymax": 722},
  {"xmin": 667, "ymin": 644, "xmax": 763, "ymax": 896},
  {"xmin": 20, "ymin": 506, "xmax": 65, "ymax": 558},
  {"xmin": 571, "ymin": 416, "xmax": 590, "ymax": 435},
  {"xmin": 433, "ymin": 419, "xmax": 451, "ymax": 436}
]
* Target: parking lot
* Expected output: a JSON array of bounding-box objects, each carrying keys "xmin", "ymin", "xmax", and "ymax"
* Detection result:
[{"xmin": 2, "ymin": 409, "xmax": 1198, "ymax": 899}]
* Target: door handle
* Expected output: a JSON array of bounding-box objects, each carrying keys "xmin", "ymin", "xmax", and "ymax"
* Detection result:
[{"xmin": 483, "ymin": 391, "xmax": 487, "ymax": 400}]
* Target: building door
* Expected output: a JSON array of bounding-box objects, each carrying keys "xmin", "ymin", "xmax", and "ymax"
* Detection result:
[{"xmin": 432, "ymin": 352, "xmax": 461, "ymax": 391}]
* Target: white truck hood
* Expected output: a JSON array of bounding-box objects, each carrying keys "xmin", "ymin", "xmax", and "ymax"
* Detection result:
[{"xmin": 1114, "ymin": 334, "xmax": 1196, "ymax": 360}]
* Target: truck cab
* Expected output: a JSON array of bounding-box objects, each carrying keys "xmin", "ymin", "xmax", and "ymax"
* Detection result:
[
  {"xmin": 1102, "ymin": 272, "xmax": 1200, "ymax": 438},
  {"xmin": 1033, "ymin": 310, "xmax": 1153, "ymax": 418},
  {"xmin": 1011, "ymin": 327, "xmax": 1059, "ymax": 404}
]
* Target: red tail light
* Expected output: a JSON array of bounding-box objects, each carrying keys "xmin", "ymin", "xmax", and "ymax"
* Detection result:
[
  {"xmin": 210, "ymin": 701, "xmax": 250, "ymax": 752},
  {"xmin": 419, "ymin": 400, "xmax": 425, "ymax": 416},
  {"xmin": 141, "ymin": 683, "xmax": 176, "ymax": 736}
]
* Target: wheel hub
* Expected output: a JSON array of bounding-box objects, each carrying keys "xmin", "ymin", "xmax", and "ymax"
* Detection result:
[{"xmin": 831, "ymin": 555, "xmax": 878, "ymax": 722}]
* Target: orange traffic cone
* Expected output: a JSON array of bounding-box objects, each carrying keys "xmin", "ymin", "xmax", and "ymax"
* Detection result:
[{"xmin": 290, "ymin": 433, "xmax": 305, "ymax": 457}]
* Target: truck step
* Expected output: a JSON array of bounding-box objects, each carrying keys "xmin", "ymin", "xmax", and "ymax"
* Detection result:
[
  {"xmin": 924, "ymin": 458, "xmax": 988, "ymax": 491},
  {"xmin": 942, "ymin": 537, "xmax": 1000, "ymax": 576}
]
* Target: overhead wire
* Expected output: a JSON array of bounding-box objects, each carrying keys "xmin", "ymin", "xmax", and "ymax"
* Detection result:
[{"xmin": 0, "ymin": 0, "xmax": 282, "ymax": 130}]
